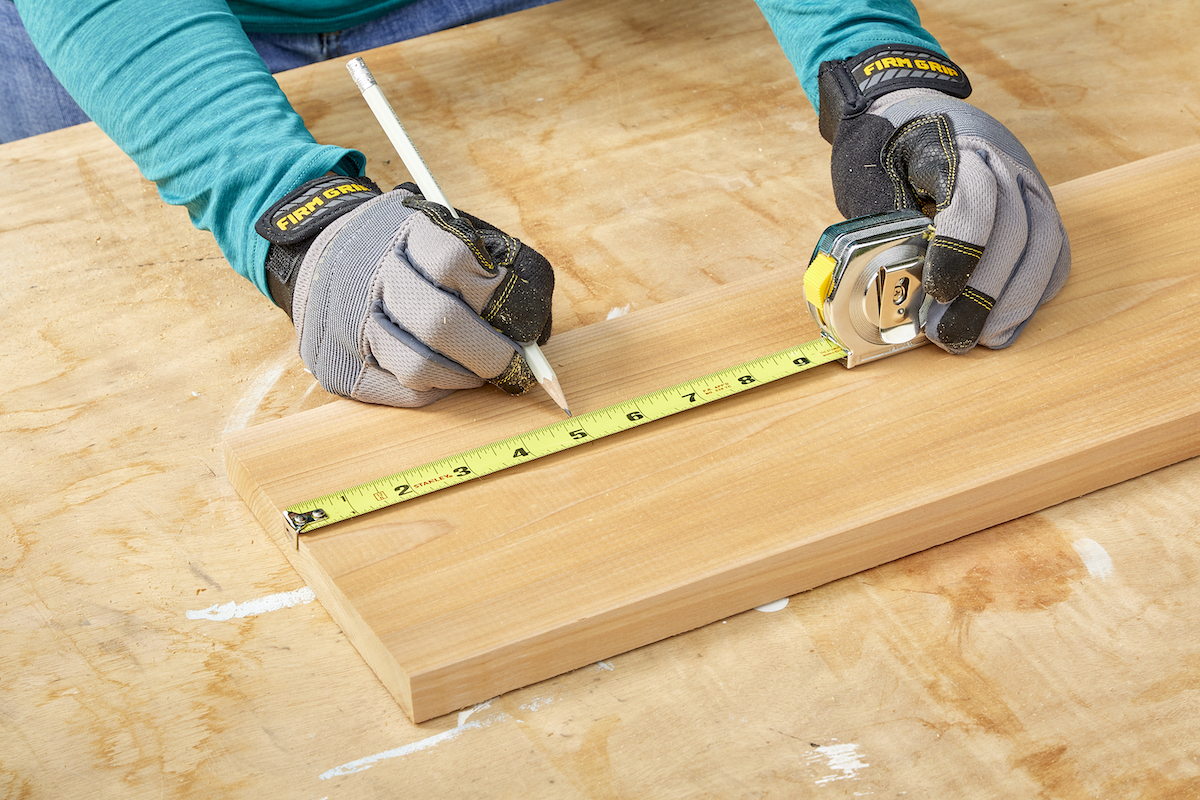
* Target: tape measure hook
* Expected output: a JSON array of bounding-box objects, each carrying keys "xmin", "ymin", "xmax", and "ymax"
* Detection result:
[{"xmin": 284, "ymin": 508, "xmax": 328, "ymax": 547}]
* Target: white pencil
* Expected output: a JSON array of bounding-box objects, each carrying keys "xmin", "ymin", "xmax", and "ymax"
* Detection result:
[{"xmin": 346, "ymin": 57, "xmax": 570, "ymax": 416}]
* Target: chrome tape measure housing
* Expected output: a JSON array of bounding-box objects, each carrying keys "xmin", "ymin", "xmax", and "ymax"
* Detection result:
[{"xmin": 804, "ymin": 209, "xmax": 934, "ymax": 368}]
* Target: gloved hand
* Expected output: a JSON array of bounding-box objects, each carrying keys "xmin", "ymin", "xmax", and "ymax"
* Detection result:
[
  {"xmin": 818, "ymin": 45, "xmax": 1070, "ymax": 353},
  {"xmin": 255, "ymin": 176, "xmax": 554, "ymax": 406}
]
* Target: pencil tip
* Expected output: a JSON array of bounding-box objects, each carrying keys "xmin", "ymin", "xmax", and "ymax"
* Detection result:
[
  {"xmin": 519, "ymin": 341, "xmax": 570, "ymax": 414},
  {"xmin": 536, "ymin": 375, "xmax": 571, "ymax": 417}
]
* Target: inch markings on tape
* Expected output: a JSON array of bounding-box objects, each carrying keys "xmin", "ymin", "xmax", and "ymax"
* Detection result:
[{"xmin": 284, "ymin": 337, "xmax": 846, "ymax": 541}]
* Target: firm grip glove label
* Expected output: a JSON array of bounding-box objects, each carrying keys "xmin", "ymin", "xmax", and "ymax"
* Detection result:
[
  {"xmin": 817, "ymin": 43, "xmax": 972, "ymax": 144},
  {"xmin": 256, "ymin": 175, "xmax": 382, "ymax": 245},
  {"xmin": 848, "ymin": 45, "xmax": 970, "ymax": 99}
]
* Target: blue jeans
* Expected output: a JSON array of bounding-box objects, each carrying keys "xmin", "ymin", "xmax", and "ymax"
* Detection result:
[{"xmin": 0, "ymin": 0, "xmax": 559, "ymax": 143}]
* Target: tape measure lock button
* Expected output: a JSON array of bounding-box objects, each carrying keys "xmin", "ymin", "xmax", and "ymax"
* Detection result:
[{"xmin": 803, "ymin": 252, "xmax": 838, "ymax": 324}]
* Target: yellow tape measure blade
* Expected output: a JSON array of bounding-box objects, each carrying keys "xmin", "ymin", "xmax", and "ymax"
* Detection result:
[{"xmin": 285, "ymin": 337, "xmax": 846, "ymax": 537}]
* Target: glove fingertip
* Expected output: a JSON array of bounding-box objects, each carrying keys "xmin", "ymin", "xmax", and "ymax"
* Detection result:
[
  {"xmin": 925, "ymin": 234, "xmax": 985, "ymax": 303},
  {"xmin": 490, "ymin": 351, "xmax": 537, "ymax": 396},
  {"xmin": 481, "ymin": 250, "xmax": 554, "ymax": 342},
  {"xmin": 933, "ymin": 287, "xmax": 995, "ymax": 354},
  {"xmin": 536, "ymin": 310, "xmax": 553, "ymax": 346}
]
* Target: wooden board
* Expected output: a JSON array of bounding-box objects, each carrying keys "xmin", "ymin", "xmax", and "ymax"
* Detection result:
[
  {"xmin": 225, "ymin": 143, "xmax": 1200, "ymax": 723},
  {"xmin": 5, "ymin": 0, "xmax": 1200, "ymax": 795}
]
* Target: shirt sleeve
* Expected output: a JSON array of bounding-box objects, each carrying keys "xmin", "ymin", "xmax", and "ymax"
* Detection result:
[
  {"xmin": 752, "ymin": 0, "xmax": 945, "ymax": 110},
  {"xmin": 14, "ymin": 0, "xmax": 366, "ymax": 299}
]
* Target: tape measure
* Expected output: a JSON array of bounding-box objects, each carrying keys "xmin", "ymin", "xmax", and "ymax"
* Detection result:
[
  {"xmin": 284, "ymin": 337, "xmax": 846, "ymax": 540},
  {"xmin": 284, "ymin": 210, "xmax": 934, "ymax": 542}
]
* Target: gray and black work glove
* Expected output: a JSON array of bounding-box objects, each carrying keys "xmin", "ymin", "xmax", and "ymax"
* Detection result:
[
  {"xmin": 818, "ymin": 45, "xmax": 1070, "ymax": 353},
  {"xmin": 255, "ymin": 176, "xmax": 554, "ymax": 407}
]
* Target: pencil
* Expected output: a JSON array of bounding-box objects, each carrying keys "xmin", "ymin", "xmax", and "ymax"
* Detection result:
[{"xmin": 346, "ymin": 57, "xmax": 571, "ymax": 416}]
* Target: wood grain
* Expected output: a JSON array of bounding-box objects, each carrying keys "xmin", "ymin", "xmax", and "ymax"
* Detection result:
[
  {"xmin": 225, "ymin": 144, "xmax": 1200, "ymax": 722},
  {"xmin": 7, "ymin": 0, "xmax": 1200, "ymax": 795}
]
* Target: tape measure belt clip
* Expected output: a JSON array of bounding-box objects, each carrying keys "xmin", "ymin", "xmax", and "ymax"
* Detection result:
[{"xmin": 804, "ymin": 209, "xmax": 933, "ymax": 368}]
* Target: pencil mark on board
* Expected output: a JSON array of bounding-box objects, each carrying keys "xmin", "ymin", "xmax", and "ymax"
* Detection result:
[{"xmin": 188, "ymin": 561, "xmax": 223, "ymax": 591}]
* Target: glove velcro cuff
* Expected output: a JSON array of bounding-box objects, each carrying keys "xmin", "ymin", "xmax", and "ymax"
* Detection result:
[
  {"xmin": 255, "ymin": 175, "xmax": 382, "ymax": 318},
  {"xmin": 818, "ymin": 44, "xmax": 972, "ymax": 144}
]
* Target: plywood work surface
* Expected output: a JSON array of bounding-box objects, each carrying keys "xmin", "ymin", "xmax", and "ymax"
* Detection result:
[
  {"xmin": 5, "ymin": 0, "xmax": 1200, "ymax": 796},
  {"xmin": 226, "ymin": 145, "xmax": 1200, "ymax": 722}
]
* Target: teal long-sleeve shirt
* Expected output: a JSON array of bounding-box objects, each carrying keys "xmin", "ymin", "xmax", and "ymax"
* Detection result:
[{"xmin": 16, "ymin": 0, "xmax": 943, "ymax": 299}]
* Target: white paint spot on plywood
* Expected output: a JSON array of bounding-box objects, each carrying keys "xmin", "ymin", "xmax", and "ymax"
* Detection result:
[
  {"xmin": 186, "ymin": 586, "xmax": 315, "ymax": 621},
  {"xmin": 519, "ymin": 696, "xmax": 555, "ymax": 712},
  {"xmin": 607, "ymin": 304, "xmax": 631, "ymax": 320},
  {"xmin": 320, "ymin": 703, "xmax": 512, "ymax": 779},
  {"xmin": 457, "ymin": 699, "xmax": 494, "ymax": 727},
  {"xmin": 808, "ymin": 742, "xmax": 869, "ymax": 785},
  {"xmin": 755, "ymin": 597, "xmax": 789, "ymax": 612},
  {"xmin": 1072, "ymin": 538, "xmax": 1114, "ymax": 580},
  {"xmin": 319, "ymin": 717, "xmax": 508, "ymax": 779}
]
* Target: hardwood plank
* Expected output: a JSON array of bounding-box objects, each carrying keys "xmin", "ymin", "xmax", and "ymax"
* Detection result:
[
  {"xmin": 5, "ymin": 0, "xmax": 1200, "ymax": 794},
  {"xmin": 225, "ymin": 143, "xmax": 1200, "ymax": 722}
]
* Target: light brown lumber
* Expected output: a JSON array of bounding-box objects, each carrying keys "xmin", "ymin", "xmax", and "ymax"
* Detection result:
[
  {"xmin": 224, "ymin": 143, "xmax": 1200, "ymax": 723},
  {"xmin": 4, "ymin": 0, "xmax": 1200, "ymax": 794}
]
